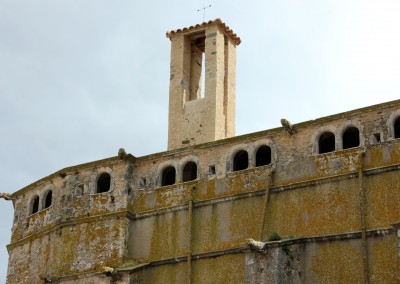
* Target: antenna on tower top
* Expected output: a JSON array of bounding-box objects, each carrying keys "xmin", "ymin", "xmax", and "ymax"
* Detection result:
[{"xmin": 197, "ymin": 4, "xmax": 211, "ymax": 22}]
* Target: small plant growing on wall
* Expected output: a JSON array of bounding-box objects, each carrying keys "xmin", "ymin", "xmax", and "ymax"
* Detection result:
[
  {"xmin": 268, "ymin": 232, "xmax": 281, "ymax": 241},
  {"xmin": 282, "ymin": 244, "xmax": 293, "ymax": 259}
]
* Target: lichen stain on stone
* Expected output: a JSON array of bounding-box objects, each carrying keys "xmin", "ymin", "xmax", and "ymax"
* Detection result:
[
  {"xmin": 310, "ymin": 240, "xmax": 364, "ymax": 283},
  {"xmin": 7, "ymin": 99, "xmax": 400, "ymax": 283},
  {"xmin": 314, "ymin": 149, "xmax": 359, "ymax": 177}
]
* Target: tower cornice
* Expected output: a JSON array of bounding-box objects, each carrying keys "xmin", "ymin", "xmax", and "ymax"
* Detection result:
[{"xmin": 166, "ymin": 18, "xmax": 241, "ymax": 45}]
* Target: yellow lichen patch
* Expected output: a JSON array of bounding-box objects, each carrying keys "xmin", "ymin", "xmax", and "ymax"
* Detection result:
[
  {"xmin": 45, "ymin": 218, "xmax": 126, "ymax": 277},
  {"xmin": 194, "ymin": 167, "xmax": 268, "ymax": 201},
  {"xmin": 89, "ymin": 194, "xmax": 111, "ymax": 215},
  {"xmin": 192, "ymin": 254, "xmax": 245, "ymax": 284},
  {"xmin": 202, "ymin": 177, "xmax": 216, "ymax": 197},
  {"xmin": 158, "ymin": 183, "xmax": 192, "ymax": 207},
  {"xmin": 314, "ymin": 149, "xmax": 360, "ymax": 177},
  {"xmin": 368, "ymin": 235, "xmax": 400, "ymax": 283},
  {"xmin": 192, "ymin": 205, "xmax": 215, "ymax": 253},
  {"xmin": 309, "ymin": 239, "xmax": 364, "ymax": 283},
  {"xmin": 26, "ymin": 209, "xmax": 50, "ymax": 232},
  {"xmin": 227, "ymin": 170, "xmax": 264, "ymax": 193},
  {"xmin": 191, "ymin": 197, "xmax": 262, "ymax": 253},
  {"xmin": 142, "ymin": 210, "xmax": 188, "ymax": 261},
  {"xmin": 133, "ymin": 182, "xmax": 194, "ymax": 212},
  {"xmin": 364, "ymin": 172, "xmax": 400, "ymax": 229},
  {"xmin": 133, "ymin": 262, "xmax": 187, "ymax": 284},
  {"xmin": 272, "ymin": 149, "xmax": 361, "ymax": 187},
  {"xmin": 266, "ymin": 179, "xmax": 360, "ymax": 238},
  {"xmin": 221, "ymin": 197, "xmax": 263, "ymax": 248},
  {"xmin": 365, "ymin": 143, "xmax": 400, "ymax": 169}
]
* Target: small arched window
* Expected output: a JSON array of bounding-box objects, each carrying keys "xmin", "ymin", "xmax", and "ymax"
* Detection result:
[
  {"xmin": 256, "ymin": 146, "xmax": 272, "ymax": 167},
  {"xmin": 318, "ymin": 132, "xmax": 335, "ymax": 154},
  {"xmin": 233, "ymin": 150, "xmax": 249, "ymax": 172},
  {"xmin": 161, "ymin": 166, "xmax": 176, "ymax": 186},
  {"xmin": 394, "ymin": 117, "xmax": 400, "ymax": 138},
  {"xmin": 182, "ymin": 161, "xmax": 197, "ymax": 182},
  {"xmin": 31, "ymin": 196, "xmax": 40, "ymax": 215},
  {"xmin": 44, "ymin": 191, "xmax": 52, "ymax": 209},
  {"xmin": 343, "ymin": 127, "xmax": 360, "ymax": 149},
  {"xmin": 97, "ymin": 173, "xmax": 111, "ymax": 193}
]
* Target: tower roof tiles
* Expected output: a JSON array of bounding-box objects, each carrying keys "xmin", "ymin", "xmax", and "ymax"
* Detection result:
[{"xmin": 166, "ymin": 18, "xmax": 241, "ymax": 45}]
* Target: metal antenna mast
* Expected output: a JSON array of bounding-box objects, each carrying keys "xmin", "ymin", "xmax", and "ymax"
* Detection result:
[{"xmin": 197, "ymin": 4, "xmax": 211, "ymax": 22}]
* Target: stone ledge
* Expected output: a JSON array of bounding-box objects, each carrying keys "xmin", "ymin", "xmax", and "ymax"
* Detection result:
[{"xmin": 248, "ymin": 227, "xmax": 395, "ymax": 252}]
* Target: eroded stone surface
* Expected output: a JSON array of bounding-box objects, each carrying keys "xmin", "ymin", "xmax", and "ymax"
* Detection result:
[{"xmin": 5, "ymin": 19, "xmax": 400, "ymax": 283}]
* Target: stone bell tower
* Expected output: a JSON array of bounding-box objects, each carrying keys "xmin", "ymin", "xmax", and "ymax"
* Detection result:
[{"xmin": 166, "ymin": 19, "xmax": 241, "ymax": 150}]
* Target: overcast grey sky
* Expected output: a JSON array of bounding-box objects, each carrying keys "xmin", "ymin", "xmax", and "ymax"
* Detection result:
[{"xmin": 1, "ymin": 0, "xmax": 399, "ymax": 281}]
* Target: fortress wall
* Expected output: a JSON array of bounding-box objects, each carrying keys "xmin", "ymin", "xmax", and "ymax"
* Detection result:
[
  {"xmin": 127, "ymin": 138, "xmax": 400, "ymax": 262},
  {"xmin": 128, "ymin": 254, "xmax": 244, "ymax": 284},
  {"xmin": 6, "ymin": 101, "xmax": 400, "ymax": 282},
  {"xmin": 127, "ymin": 165, "xmax": 392, "ymax": 262},
  {"xmin": 7, "ymin": 217, "xmax": 128, "ymax": 284},
  {"xmin": 130, "ymin": 262, "xmax": 187, "ymax": 284},
  {"xmin": 125, "ymin": 130, "xmax": 400, "ymax": 283},
  {"xmin": 10, "ymin": 160, "xmax": 129, "ymax": 242},
  {"xmin": 364, "ymin": 170, "xmax": 400, "ymax": 229},
  {"xmin": 128, "ymin": 209, "xmax": 189, "ymax": 261},
  {"xmin": 246, "ymin": 233, "xmax": 400, "ymax": 283},
  {"xmin": 7, "ymin": 160, "xmax": 130, "ymax": 283}
]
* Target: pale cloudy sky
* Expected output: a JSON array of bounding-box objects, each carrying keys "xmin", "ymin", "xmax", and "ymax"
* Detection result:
[{"xmin": 1, "ymin": 0, "xmax": 399, "ymax": 281}]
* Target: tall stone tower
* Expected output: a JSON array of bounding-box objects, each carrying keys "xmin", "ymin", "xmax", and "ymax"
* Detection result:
[{"xmin": 166, "ymin": 19, "xmax": 241, "ymax": 150}]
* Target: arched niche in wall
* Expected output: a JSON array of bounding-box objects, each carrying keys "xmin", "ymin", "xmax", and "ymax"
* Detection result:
[
  {"xmin": 394, "ymin": 117, "xmax": 400, "ymax": 139},
  {"xmin": 161, "ymin": 166, "xmax": 176, "ymax": 186},
  {"xmin": 97, "ymin": 172, "xmax": 111, "ymax": 193},
  {"xmin": 30, "ymin": 195, "xmax": 40, "ymax": 215},
  {"xmin": 89, "ymin": 167, "xmax": 114, "ymax": 195},
  {"xmin": 233, "ymin": 150, "xmax": 249, "ymax": 172},
  {"xmin": 342, "ymin": 126, "xmax": 360, "ymax": 149},
  {"xmin": 43, "ymin": 190, "xmax": 53, "ymax": 209},
  {"xmin": 387, "ymin": 109, "xmax": 400, "ymax": 140},
  {"xmin": 182, "ymin": 161, "xmax": 198, "ymax": 182},
  {"xmin": 255, "ymin": 145, "xmax": 272, "ymax": 167},
  {"xmin": 318, "ymin": 132, "xmax": 335, "ymax": 154}
]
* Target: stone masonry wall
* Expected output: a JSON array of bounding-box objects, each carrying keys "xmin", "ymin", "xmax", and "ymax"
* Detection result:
[
  {"xmin": 6, "ymin": 100, "xmax": 400, "ymax": 283},
  {"xmin": 7, "ymin": 160, "xmax": 130, "ymax": 283}
]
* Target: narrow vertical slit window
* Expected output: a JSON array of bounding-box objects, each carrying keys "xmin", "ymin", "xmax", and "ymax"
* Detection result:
[
  {"xmin": 200, "ymin": 53, "xmax": 205, "ymax": 98},
  {"xmin": 373, "ymin": 133, "xmax": 381, "ymax": 144},
  {"xmin": 208, "ymin": 165, "xmax": 216, "ymax": 176},
  {"xmin": 76, "ymin": 185, "xmax": 84, "ymax": 196},
  {"xmin": 188, "ymin": 33, "xmax": 206, "ymax": 101},
  {"xmin": 139, "ymin": 178, "xmax": 147, "ymax": 189}
]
